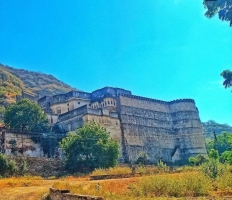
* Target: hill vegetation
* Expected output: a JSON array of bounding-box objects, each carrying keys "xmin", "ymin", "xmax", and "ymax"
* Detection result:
[
  {"xmin": 0, "ymin": 63, "xmax": 76, "ymax": 105},
  {"xmin": 1, "ymin": 64, "xmax": 76, "ymax": 97},
  {"xmin": 202, "ymin": 120, "xmax": 232, "ymax": 139}
]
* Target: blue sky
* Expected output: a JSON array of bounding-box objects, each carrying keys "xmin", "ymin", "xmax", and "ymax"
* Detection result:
[{"xmin": 0, "ymin": 0, "xmax": 232, "ymax": 124}]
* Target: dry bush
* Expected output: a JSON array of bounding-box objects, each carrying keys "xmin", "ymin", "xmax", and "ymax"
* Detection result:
[
  {"xmin": 91, "ymin": 166, "xmax": 132, "ymax": 176},
  {"xmin": 129, "ymin": 172, "xmax": 211, "ymax": 198},
  {"xmin": 0, "ymin": 176, "xmax": 43, "ymax": 188}
]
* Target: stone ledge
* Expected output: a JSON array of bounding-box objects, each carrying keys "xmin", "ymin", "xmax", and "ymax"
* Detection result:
[{"xmin": 49, "ymin": 187, "xmax": 104, "ymax": 200}]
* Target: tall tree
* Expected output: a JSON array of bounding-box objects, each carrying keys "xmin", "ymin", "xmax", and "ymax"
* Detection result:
[
  {"xmin": 221, "ymin": 70, "xmax": 232, "ymax": 88},
  {"xmin": 206, "ymin": 132, "xmax": 232, "ymax": 154},
  {"xmin": 204, "ymin": 0, "xmax": 232, "ymax": 26},
  {"xmin": 4, "ymin": 99, "xmax": 49, "ymax": 132},
  {"xmin": 60, "ymin": 121, "xmax": 120, "ymax": 173}
]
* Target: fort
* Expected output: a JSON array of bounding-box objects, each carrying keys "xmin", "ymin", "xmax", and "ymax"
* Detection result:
[{"xmin": 35, "ymin": 86, "xmax": 207, "ymax": 164}]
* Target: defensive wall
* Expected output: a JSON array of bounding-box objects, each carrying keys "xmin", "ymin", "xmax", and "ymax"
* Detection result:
[{"xmin": 117, "ymin": 94, "xmax": 207, "ymax": 164}]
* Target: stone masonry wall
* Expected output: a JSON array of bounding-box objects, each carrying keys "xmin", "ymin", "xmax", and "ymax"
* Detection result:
[
  {"xmin": 117, "ymin": 95, "xmax": 207, "ymax": 164},
  {"xmin": 9, "ymin": 156, "xmax": 65, "ymax": 177}
]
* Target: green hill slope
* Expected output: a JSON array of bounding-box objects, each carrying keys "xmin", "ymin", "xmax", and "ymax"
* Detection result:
[
  {"xmin": 0, "ymin": 64, "xmax": 76, "ymax": 97},
  {"xmin": 202, "ymin": 120, "xmax": 232, "ymax": 139}
]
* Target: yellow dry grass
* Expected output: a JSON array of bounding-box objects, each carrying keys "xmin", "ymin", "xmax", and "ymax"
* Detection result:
[{"xmin": 0, "ymin": 171, "xmax": 231, "ymax": 200}]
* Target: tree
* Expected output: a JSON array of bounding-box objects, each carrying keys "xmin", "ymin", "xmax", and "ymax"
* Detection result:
[
  {"xmin": 206, "ymin": 132, "xmax": 232, "ymax": 154},
  {"xmin": 60, "ymin": 121, "xmax": 120, "ymax": 173},
  {"xmin": 220, "ymin": 150, "xmax": 232, "ymax": 164},
  {"xmin": 4, "ymin": 99, "xmax": 49, "ymax": 132},
  {"xmin": 0, "ymin": 154, "xmax": 17, "ymax": 177},
  {"xmin": 188, "ymin": 154, "xmax": 208, "ymax": 166},
  {"xmin": 204, "ymin": 0, "xmax": 232, "ymax": 26},
  {"xmin": 221, "ymin": 70, "xmax": 232, "ymax": 89}
]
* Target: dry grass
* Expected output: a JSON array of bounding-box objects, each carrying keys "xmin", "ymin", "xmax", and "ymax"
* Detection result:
[
  {"xmin": 91, "ymin": 166, "xmax": 132, "ymax": 176},
  {"xmin": 2, "ymin": 166, "xmax": 232, "ymax": 199}
]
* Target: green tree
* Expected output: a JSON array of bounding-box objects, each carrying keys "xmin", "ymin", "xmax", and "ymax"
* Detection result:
[
  {"xmin": 221, "ymin": 70, "xmax": 232, "ymax": 89},
  {"xmin": 220, "ymin": 150, "xmax": 232, "ymax": 164},
  {"xmin": 204, "ymin": 0, "xmax": 232, "ymax": 26},
  {"xmin": 206, "ymin": 132, "xmax": 232, "ymax": 154},
  {"xmin": 189, "ymin": 155, "xmax": 208, "ymax": 166},
  {"xmin": 0, "ymin": 154, "xmax": 9, "ymax": 176},
  {"xmin": 4, "ymin": 99, "xmax": 49, "ymax": 132},
  {"xmin": 202, "ymin": 149, "xmax": 226, "ymax": 179},
  {"xmin": 60, "ymin": 121, "xmax": 120, "ymax": 173},
  {"xmin": 209, "ymin": 149, "xmax": 219, "ymax": 160}
]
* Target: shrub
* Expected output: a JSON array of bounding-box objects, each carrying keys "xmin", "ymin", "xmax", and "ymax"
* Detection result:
[
  {"xmin": 0, "ymin": 154, "xmax": 9, "ymax": 176},
  {"xmin": 91, "ymin": 166, "xmax": 132, "ymax": 176},
  {"xmin": 0, "ymin": 154, "xmax": 18, "ymax": 177},
  {"xmin": 129, "ymin": 172, "xmax": 211, "ymax": 197},
  {"xmin": 201, "ymin": 159, "xmax": 226, "ymax": 179}
]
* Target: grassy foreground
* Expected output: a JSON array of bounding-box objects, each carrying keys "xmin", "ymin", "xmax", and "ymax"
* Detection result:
[{"xmin": 1, "ymin": 166, "xmax": 232, "ymax": 199}]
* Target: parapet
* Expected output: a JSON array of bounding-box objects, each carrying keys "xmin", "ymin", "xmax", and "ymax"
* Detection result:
[{"xmin": 119, "ymin": 94, "xmax": 195, "ymax": 105}]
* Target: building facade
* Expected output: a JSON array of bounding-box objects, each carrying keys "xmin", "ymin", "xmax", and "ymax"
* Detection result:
[{"xmin": 37, "ymin": 87, "xmax": 207, "ymax": 164}]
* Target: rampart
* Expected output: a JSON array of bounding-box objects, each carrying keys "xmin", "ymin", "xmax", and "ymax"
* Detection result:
[{"xmin": 117, "ymin": 95, "xmax": 207, "ymax": 164}]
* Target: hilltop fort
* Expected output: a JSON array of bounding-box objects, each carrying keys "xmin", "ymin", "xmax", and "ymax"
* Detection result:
[{"xmin": 35, "ymin": 86, "xmax": 207, "ymax": 164}]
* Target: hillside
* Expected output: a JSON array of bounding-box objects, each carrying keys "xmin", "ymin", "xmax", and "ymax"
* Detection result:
[
  {"xmin": 202, "ymin": 120, "xmax": 232, "ymax": 139},
  {"xmin": 0, "ymin": 64, "xmax": 76, "ymax": 98}
]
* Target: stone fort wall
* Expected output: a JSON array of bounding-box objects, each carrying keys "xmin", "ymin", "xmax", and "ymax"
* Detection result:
[{"xmin": 117, "ymin": 95, "xmax": 207, "ymax": 164}]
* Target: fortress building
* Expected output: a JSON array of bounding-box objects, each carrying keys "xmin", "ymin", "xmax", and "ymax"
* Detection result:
[{"xmin": 37, "ymin": 87, "xmax": 207, "ymax": 164}]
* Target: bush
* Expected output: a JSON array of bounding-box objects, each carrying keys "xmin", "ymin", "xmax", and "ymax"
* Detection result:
[
  {"xmin": 189, "ymin": 155, "xmax": 208, "ymax": 166},
  {"xmin": 0, "ymin": 154, "xmax": 9, "ymax": 176},
  {"xmin": 91, "ymin": 166, "xmax": 132, "ymax": 176},
  {"xmin": 129, "ymin": 172, "xmax": 211, "ymax": 197},
  {"xmin": 201, "ymin": 159, "xmax": 226, "ymax": 179},
  {"xmin": 0, "ymin": 154, "xmax": 18, "ymax": 177}
]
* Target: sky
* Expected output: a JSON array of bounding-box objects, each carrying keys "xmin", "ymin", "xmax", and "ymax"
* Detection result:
[{"xmin": 0, "ymin": 0, "xmax": 231, "ymax": 124}]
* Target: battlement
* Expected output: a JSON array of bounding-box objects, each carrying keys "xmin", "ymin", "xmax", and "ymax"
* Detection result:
[{"xmin": 120, "ymin": 94, "xmax": 195, "ymax": 105}]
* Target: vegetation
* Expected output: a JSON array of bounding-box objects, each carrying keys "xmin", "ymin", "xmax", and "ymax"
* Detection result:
[
  {"xmin": 188, "ymin": 154, "xmax": 208, "ymax": 166},
  {"xmin": 60, "ymin": 122, "xmax": 120, "ymax": 173},
  {"xmin": 202, "ymin": 120, "xmax": 232, "ymax": 139},
  {"xmin": 204, "ymin": 0, "xmax": 232, "ymax": 26},
  {"xmin": 206, "ymin": 132, "xmax": 232, "ymax": 154},
  {"xmin": 1, "ymin": 64, "xmax": 76, "ymax": 97},
  {"xmin": 0, "ymin": 154, "xmax": 19, "ymax": 177},
  {"xmin": 0, "ymin": 63, "xmax": 77, "ymax": 106},
  {"xmin": 4, "ymin": 99, "xmax": 49, "ymax": 132}
]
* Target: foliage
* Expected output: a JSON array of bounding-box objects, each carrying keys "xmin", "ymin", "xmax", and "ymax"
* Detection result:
[
  {"xmin": 60, "ymin": 121, "xmax": 120, "ymax": 173},
  {"xmin": 206, "ymin": 132, "xmax": 232, "ymax": 154},
  {"xmin": 209, "ymin": 149, "xmax": 219, "ymax": 160},
  {"xmin": 157, "ymin": 160, "xmax": 168, "ymax": 171},
  {"xmin": 129, "ymin": 172, "xmax": 211, "ymax": 197},
  {"xmin": 91, "ymin": 166, "xmax": 132, "ymax": 176},
  {"xmin": 0, "ymin": 154, "xmax": 18, "ymax": 177},
  {"xmin": 202, "ymin": 120, "xmax": 232, "ymax": 139},
  {"xmin": 4, "ymin": 99, "xmax": 49, "ymax": 132},
  {"xmin": 221, "ymin": 70, "xmax": 232, "ymax": 88},
  {"xmin": 19, "ymin": 160, "xmax": 28, "ymax": 176},
  {"xmin": 204, "ymin": 0, "xmax": 232, "ymax": 26},
  {"xmin": 0, "ymin": 154, "xmax": 10, "ymax": 176},
  {"xmin": 189, "ymin": 155, "xmax": 208, "ymax": 166},
  {"xmin": 1, "ymin": 64, "xmax": 76, "ymax": 97},
  {"xmin": 136, "ymin": 152, "xmax": 149, "ymax": 164},
  {"xmin": 202, "ymin": 149, "xmax": 226, "ymax": 179},
  {"xmin": 220, "ymin": 150, "xmax": 232, "ymax": 164}
]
